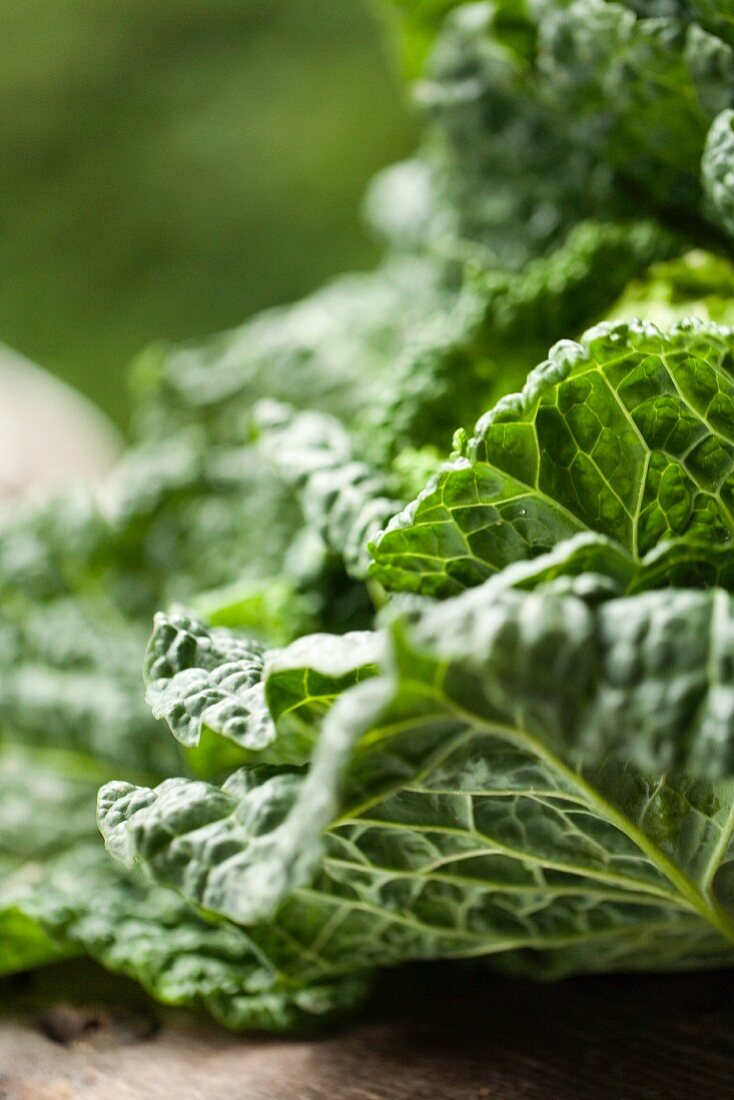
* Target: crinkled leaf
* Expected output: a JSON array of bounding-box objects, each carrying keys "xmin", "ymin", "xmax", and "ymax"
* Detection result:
[
  {"xmin": 538, "ymin": 1, "xmax": 734, "ymax": 208},
  {"xmin": 361, "ymin": 219, "xmax": 672, "ymax": 466},
  {"xmin": 417, "ymin": 0, "xmax": 733, "ymax": 255},
  {"xmin": 144, "ymin": 611, "xmax": 271, "ymax": 750},
  {"xmin": 5, "ymin": 844, "xmax": 369, "ymax": 1033},
  {"xmin": 371, "ymin": 320, "xmax": 734, "ymax": 596},
  {"xmin": 99, "ymin": 580, "xmax": 734, "ymax": 990},
  {"xmin": 0, "ymin": 597, "xmax": 176, "ymax": 774},
  {"xmin": 107, "ymin": 435, "xmax": 305, "ymax": 609},
  {"xmin": 10, "ymin": 0, "xmax": 734, "ymax": 1033},
  {"xmin": 0, "ymin": 746, "xmax": 367, "ymax": 1030},
  {"xmin": 0, "ymin": 491, "xmax": 110, "ymax": 604},
  {"xmin": 252, "ymin": 401, "xmax": 400, "ymax": 579},
  {"xmin": 415, "ymin": 11, "xmax": 620, "ymax": 265}
]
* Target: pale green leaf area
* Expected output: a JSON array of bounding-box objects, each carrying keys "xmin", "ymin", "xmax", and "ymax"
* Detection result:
[{"xmin": 607, "ymin": 250, "xmax": 734, "ymax": 327}]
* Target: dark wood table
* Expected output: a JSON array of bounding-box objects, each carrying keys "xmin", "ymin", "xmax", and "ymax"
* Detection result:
[{"xmin": 1, "ymin": 960, "xmax": 732, "ymax": 1099}]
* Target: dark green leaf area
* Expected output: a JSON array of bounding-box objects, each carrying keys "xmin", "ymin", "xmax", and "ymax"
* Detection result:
[
  {"xmin": 702, "ymin": 108, "xmax": 734, "ymax": 239},
  {"xmin": 371, "ymin": 321, "xmax": 734, "ymax": 596},
  {"xmin": 538, "ymin": 2, "xmax": 734, "ymax": 208},
  {"xmin": 0, "ymin": 747, "xmax": 365, "ymax": 1031},
  {"xmin": 5, "ymin": 842, "xmax": 368, "ymax": 1033}
]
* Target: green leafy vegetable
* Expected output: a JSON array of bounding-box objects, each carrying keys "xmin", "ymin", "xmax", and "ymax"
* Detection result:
[
  {"xmin": 6, "ymin": 0, "xmax": 734, "ymax": 1030},
  {"xmin": 371, "ymin": 319, "xmax": 734, "ymax": 596}
]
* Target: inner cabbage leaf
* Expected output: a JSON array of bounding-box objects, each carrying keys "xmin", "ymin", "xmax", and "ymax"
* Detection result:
[{"xmin": 371, "ymin": 319, "xmax": 734, "ymax": 595}]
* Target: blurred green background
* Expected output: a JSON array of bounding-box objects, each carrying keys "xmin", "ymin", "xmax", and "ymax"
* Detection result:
[{"xmin": 0, "ymin": 0, "xmax": 416, "ymax": 425}]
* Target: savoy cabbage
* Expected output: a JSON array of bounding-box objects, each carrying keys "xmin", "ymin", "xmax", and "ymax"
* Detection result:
[{"xmin": 4, "ymin": 0, "xmax": 734, "ymax": 1031}]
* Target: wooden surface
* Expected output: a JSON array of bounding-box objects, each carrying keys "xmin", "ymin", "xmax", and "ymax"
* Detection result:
[{"xmin": 1, "ymin": 961, "xmax": 733, "ymax": 1099}]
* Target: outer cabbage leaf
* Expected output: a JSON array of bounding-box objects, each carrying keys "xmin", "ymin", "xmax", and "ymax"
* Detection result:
[
  {"xmin": 371, "ymin": 319, "xmax": 734, "ymax": 596},
  {"xmin": 9, "ymin": 0, "xmax": 734, "ymax": 1030},
  {"xmin": 4, "ymin": 845, "xmax": 368, "ymax": 1033},
  {"xmin": 0, "ymin": 746, "xmax": 366, "ymax": 1030},
  {"xmin": 143, "ymin": 611, "xmax": 380, "ymax": 773},
  {"xmin": 99, "ymin": 579, "xmax": 734, "ymax": 1003}
]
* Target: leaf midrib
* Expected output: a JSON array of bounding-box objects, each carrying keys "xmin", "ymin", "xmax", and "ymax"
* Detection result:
[
  {"xmin": 331, "ymin": 679, "xmax": 734, "ymax": 943},
  {"xmin": 444, "ymin": 696, "xmax": 734, "ymax": 945}
]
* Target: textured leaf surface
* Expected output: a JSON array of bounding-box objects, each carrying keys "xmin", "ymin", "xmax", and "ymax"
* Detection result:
[
  {"xmin": 144, "ymin": 611, "xmax": 380, "ymax": 770},
  {"xmin": 8, "ymin": 0, "xmax": 734, "ymax": 1034},
  {"xmin": 360, "ymin": 219, "xmax": 672, "ymax": 463},
  {"xmin": 252, "ymin": 401, "xmax": 400, "ymax": 579},
  {"xmin": 0, "ymin": 596, "xmax": 176, "ymax": 774},
  {"xmin": 371, "ymin": 320, "xmax": 734, "ymax": 596},
  {"xmin": 417, "ymin": 0, "xmax": 734, "ymax": 257},
  {"xmin": 538, "ymin": 0, "xmax": 734, "ymax": 206},
  {"xmin": 6, "ymin": 844, "xmax": 369, "ymax": 1033},
  {"xmin": 131, "ymin": 257, "xmax": 447, "ymax": 444},
  {"xmin": 703, "ymin": 108, "xmax": 734, "ymax": 239},
  {"xmin": 0, "ymin": 746, "xmax": 366, "ymax": 1030},
  {"xmin": 99, "ymin": 580, "xmax": 734, "ymax": 995},
  {"xmin": 144, "ymin": 612, "xmax": 271, "ymax": 753}
]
